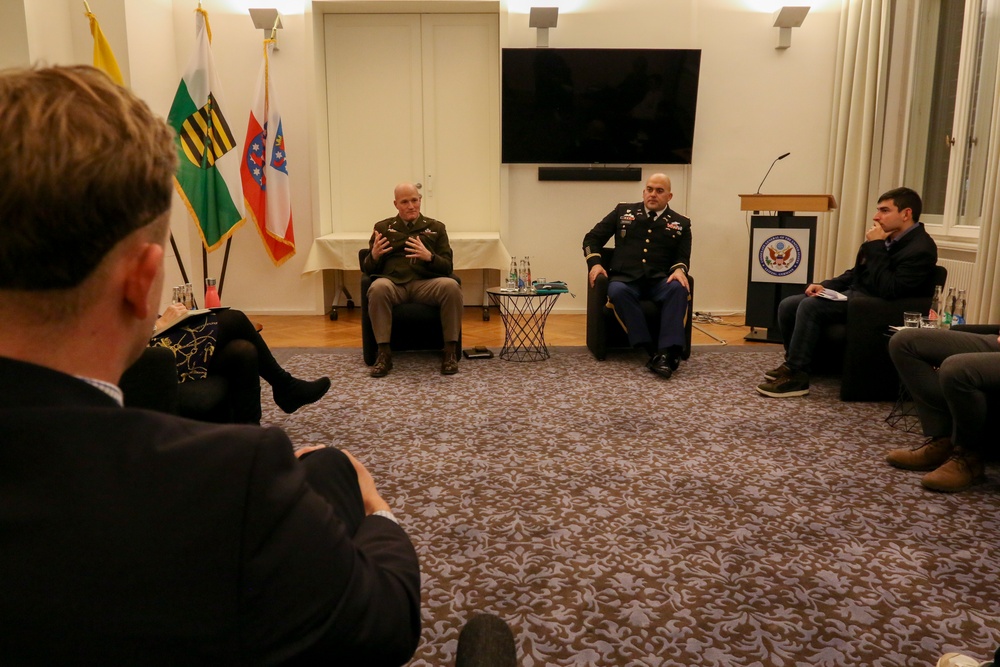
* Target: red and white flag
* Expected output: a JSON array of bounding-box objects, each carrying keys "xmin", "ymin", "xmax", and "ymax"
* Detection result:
[{"xmin": 241, "ymin": 40, "xmax": 295, "ymax": 266}]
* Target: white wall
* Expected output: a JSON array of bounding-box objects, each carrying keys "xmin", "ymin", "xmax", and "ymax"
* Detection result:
[
  {"xmin": 502, "ymin": 0, "xmax": 840, "ymax": 313},
  {"xmin": 0, "ymin": 1, "xmax": 30, "ymax": 69},
  {"xmin": 14, "ymin": 0, "xmax": 842, "ymax": 315}
]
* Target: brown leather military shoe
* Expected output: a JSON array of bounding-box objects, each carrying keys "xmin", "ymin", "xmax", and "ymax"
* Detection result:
[
  {"xmin": 441, "ymin": 351, "xmax": 459, "ymax": 375},
  {"xmin": 921, "ymin": 452, "xmax": 985, "ymax": 493},
  {"xmin": 886, "ymin": 436, "xmax": 953, "ymax": 471},
  {"xmin": 370, "ymin": 351, "xmax": 393, "ymax": 378}
]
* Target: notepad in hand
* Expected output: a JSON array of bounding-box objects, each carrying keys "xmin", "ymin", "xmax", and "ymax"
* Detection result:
[
  {"xmin": 152, "ymin": 309, "xmax": 211, "ymax": 337},
  {"xmin": 817, "ymin": 288, "xmax": 847, "ymax": 301}
]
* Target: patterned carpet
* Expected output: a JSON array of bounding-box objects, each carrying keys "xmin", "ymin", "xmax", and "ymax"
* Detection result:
[{"xmin": 265, "ymin": 346, "xmax": 1000, "ymax": 667}]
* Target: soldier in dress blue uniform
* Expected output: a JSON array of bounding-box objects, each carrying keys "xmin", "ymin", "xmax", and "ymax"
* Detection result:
[{"xmin": 582, "ymin": 173, "xmax": 692, "ymax": 378}]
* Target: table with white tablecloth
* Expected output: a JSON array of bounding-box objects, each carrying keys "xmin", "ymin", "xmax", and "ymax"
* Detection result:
[{"xmin": 302, "ymin": 232, "xmax": 512, "ymax": 320}]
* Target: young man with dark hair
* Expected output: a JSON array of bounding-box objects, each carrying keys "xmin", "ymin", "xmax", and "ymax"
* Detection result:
[{"xmin": 757, "ymin": 187, "xmax": 938, "ymax": 398}]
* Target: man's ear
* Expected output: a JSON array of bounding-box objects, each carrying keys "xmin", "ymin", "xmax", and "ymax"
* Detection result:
[{"xmin": 122, "ymin": 242, "xmax": 164, "ymax": 320}]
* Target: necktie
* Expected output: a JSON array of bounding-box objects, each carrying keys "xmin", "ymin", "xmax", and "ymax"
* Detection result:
[{"xmin": 648, "ymin": 210, "xmax": 658, "ymax": 221}]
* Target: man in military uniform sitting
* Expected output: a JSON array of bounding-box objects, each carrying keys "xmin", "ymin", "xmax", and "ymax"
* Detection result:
[
  {"xmin": 362, "ymin": 182, "xmax": 463, "ymax": 378},
  {"xmin": 582, "ymin": 173, "xmax": 692, "ymax": 378}
]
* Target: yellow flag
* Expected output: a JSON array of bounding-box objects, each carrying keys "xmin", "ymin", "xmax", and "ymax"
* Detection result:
[{"xmin": 86, "ymin": 9, "xmax": 124, "ymax": 86}]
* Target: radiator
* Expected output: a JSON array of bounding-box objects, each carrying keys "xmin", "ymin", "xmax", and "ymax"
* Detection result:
[{"xmin": 938, "ymin": 258, "xmax": 975, "ymax": 294}]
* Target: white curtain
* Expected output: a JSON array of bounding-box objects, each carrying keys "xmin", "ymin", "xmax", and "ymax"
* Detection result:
[
  {"xmin": 968, "ymin": 48, "xmax": 1000, "ymax": 323},
  {"xmin": 819, "ymin": 0, "xmax": 890, "ymax": 279}
]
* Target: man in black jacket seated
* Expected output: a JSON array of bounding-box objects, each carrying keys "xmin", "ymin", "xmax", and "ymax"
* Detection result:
[
  {"xmin": 0, "ymin": 65, "xmax": 420, "ymax": 665},
  {"xmin": 583, "ymin": 173, "xmax": 692, "ymax": 378},
  {"xmin": 757, "ymin": 187, "xmax": 938, "ymax": 398}
]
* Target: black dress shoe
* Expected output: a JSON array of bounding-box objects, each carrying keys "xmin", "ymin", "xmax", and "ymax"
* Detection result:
[
  {"xmin": 645, "ymin": 354, "xmax": 673, "ymax": 379},
  {"xmin": 667, "ymin": 348, "xmax": 682, "ymax": 371}
]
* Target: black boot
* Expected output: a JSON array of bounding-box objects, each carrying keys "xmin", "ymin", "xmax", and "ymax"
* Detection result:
[
  {"xmin": 371, "ymin": 343, "xmax": 393, "ymax": 378},
  {"xmin": 441, "ymin": 341, "xmax": 459, "ymax": 375},
  {"xmin": 272, "ymin": 375, "xmax": 331, "ymax": 414}
]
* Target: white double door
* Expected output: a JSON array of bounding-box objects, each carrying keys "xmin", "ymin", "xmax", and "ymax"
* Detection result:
[{"xmin": 323, "ymin": 12, "xmax": 500, "ymax": 234}]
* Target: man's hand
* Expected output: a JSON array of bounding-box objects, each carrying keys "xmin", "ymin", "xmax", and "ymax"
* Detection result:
[
  {"xmin": 666, "ymin": 267, "xmax": 689, "ymax": 291},
  {"xmin": 804, "ymin": 283, "xmax": 825, "ymax": 297},
  {"xmin": 865, "ymin": 222, "xmax": 888, "ymax": 242},
  {"xmin": 342, "ymin": 450, "xmax": 392, "ymax": 515},
  {"xmin": 294, "ymin": 445, "xmax": 326, "ymax": 458},
  {"xmin": 404, "ymin": 235, "xmax": 432, "ymax": 262},
  {"xmin": 370, "ymin": 231, "xmax": 392, "ymax": 261},
  {"xmin": 588, "ymin": 264, "xmax": 607, "ymax": 288}
]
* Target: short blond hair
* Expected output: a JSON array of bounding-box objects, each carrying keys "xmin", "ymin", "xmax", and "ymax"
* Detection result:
[{"xmin": 0, "ymin": 65, "xmax": 176, "ymax": 290}]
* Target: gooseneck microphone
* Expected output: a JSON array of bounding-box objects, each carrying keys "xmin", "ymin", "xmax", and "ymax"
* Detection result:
[{"xmin": 756, "ymin": 152, "xmax": 791, "ymax": 194}]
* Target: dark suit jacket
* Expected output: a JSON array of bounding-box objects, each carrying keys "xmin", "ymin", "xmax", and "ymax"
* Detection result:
[
  {"xmin": 362, "ymin": 214, "xmax": 454, "ymax": 284},
  {"xmin": 823, "ymin": 222, "xmax": 938, "ymax": 299},
  {"xmin": 583, "ymin": 202, "xmax": 692, "ymax": 283},
  {"xmin": 0, "ymin": 356, "xmax": 421, "ymax": 666}
]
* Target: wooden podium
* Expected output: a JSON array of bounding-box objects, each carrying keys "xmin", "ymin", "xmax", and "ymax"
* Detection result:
[{"xmin": 739, "ymin": 194, "xmax": 837, "ymax": 342}]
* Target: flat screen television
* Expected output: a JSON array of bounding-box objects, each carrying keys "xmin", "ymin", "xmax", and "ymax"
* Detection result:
[{"xmin": 501, "ymin": 48, "xmax": 701, "ymax": 165}]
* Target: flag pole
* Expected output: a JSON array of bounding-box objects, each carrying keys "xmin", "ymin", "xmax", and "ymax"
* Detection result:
[
  {"xmin": 169, "ymin": 232, "xmax": 191, "ymax": 285},
  {"xmin": 218, "ymin": 238, "xmax": 233, "ymax": 298}
]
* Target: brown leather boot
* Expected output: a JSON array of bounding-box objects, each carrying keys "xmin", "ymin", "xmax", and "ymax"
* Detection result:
[
  {"xmin": 370, "ymin": 345, "xmax": 393, "ymax": 378},
  {"xmin": 886, "ymin": 436, "xmax": 953, "ymax": 471},
  {"xmin": 921, "ymin": 451, "xmax": 984, "ymax": 493},
  {"xmin": 441, "ymin": 341, "xmax": 459, "ymax": 375}
]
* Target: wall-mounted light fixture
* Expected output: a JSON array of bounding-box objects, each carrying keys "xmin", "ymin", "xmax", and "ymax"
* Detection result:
[
  {"xmin": 773, "ymin": 6, "xmax": 809, "ymax": 50},
  {"xmin": 529, "ymin": 7, "xmax": 559, "ymax": 48},
  {"xmin": 249, "ymin": 8, "xmax": 283, "ymax": 47}
]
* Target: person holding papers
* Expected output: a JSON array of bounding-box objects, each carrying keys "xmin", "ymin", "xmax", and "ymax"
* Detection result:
[
  {"xmin": 144, "ymin": 302, "xmax": 330, "ymax": 422},
  {"xmin": 756, "ymin": 187, "xmax": 937, "ymax": 397}
]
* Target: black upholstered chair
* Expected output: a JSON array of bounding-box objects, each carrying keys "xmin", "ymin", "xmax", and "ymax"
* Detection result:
[
  {"xmin": 119, "ymin": 346, "xmax": 180, "ymax": 415},
  {"xmin": 813, "ymin": 264, "xmax": 947, "ymax": 402},
  {"xmin": 120, "ymin": 347, "xmax": 244, "ymax": 423},
  {"xmin": 586, "ymin": 247, "xmax": 694, "ymax": 361},
  {"xmin": 358, "ymin": 248, "xmax": 462, "ymax": 366}
]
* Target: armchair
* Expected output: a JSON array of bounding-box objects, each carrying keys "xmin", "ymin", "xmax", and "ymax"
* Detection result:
[
  {"xmin": 586, "ymin": 247, "xmax": 694, "ymax": 361},
  {"xmin": 120, "ymin": 346, "xmax": 240, "ymax": 422},
  {"xmin": 359, "ymin": 248, "xmax": 462, "ymax": 366}
]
